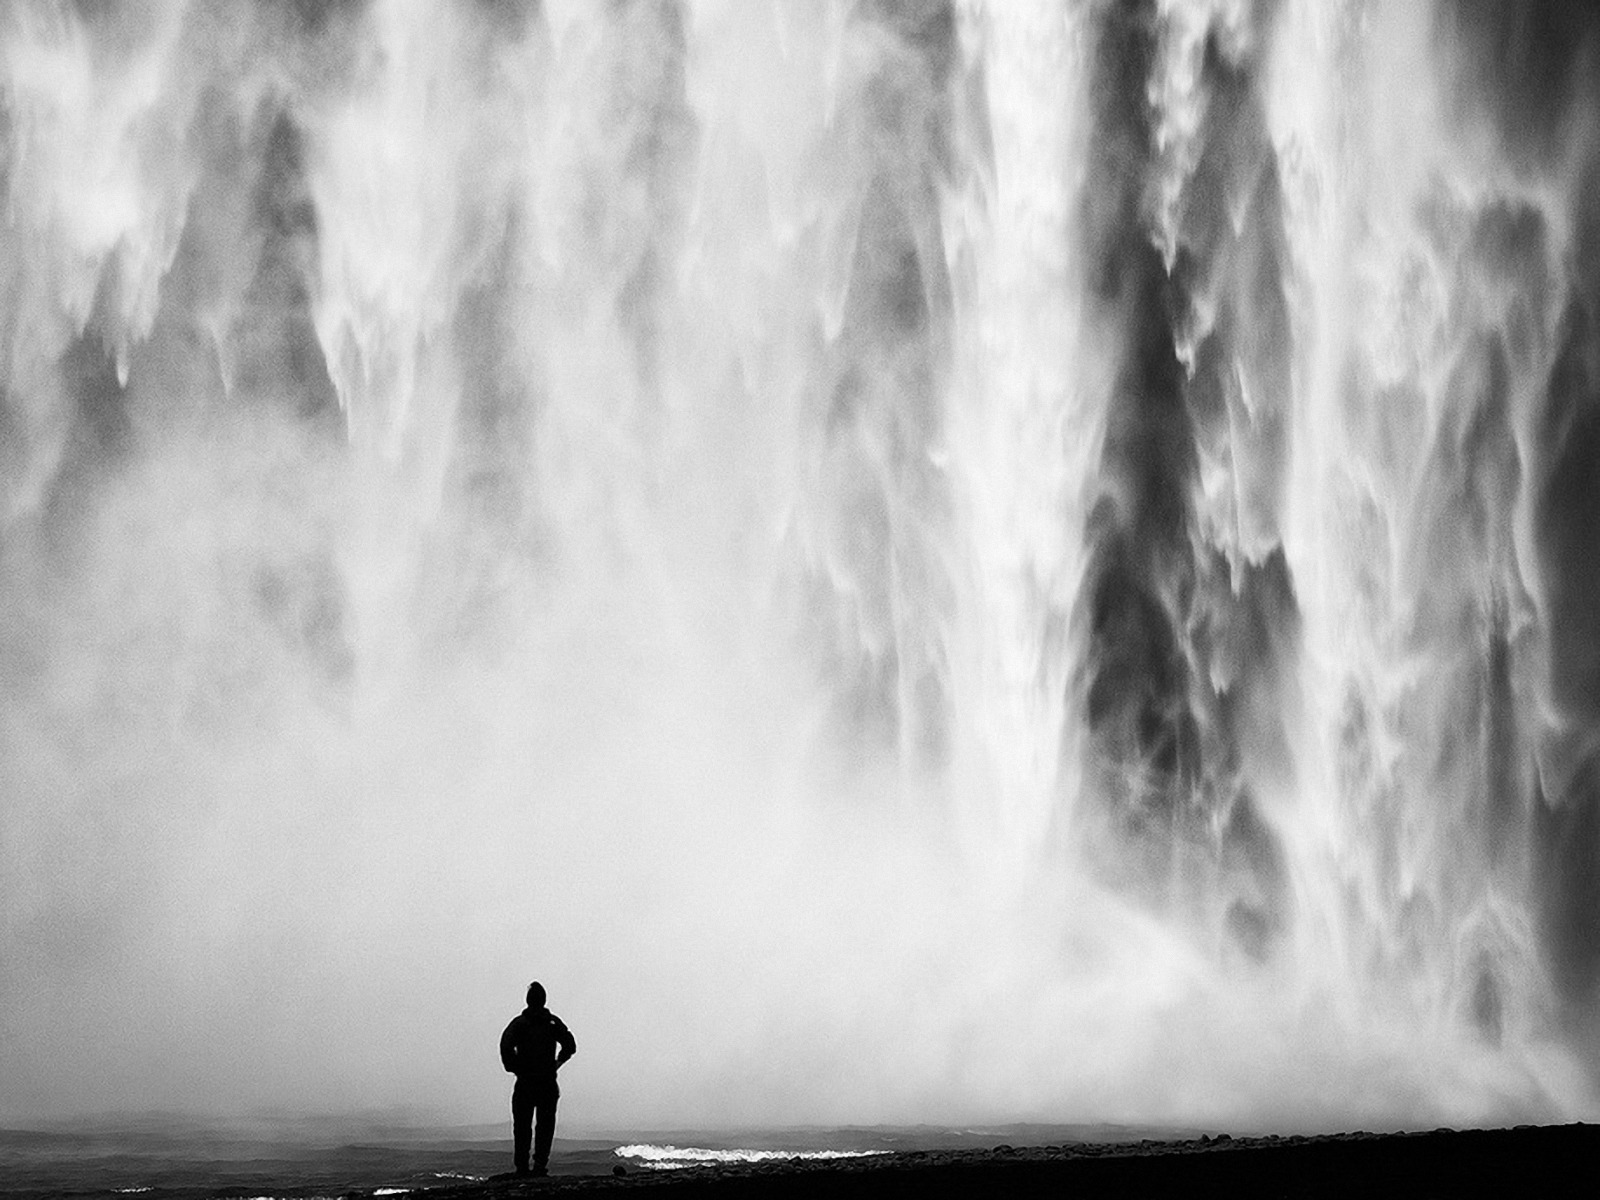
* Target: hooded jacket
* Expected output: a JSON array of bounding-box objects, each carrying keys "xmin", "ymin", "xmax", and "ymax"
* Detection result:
[{"xmin": 500, "ymin": 1006, "xmax": 576, "ymax": 1084}]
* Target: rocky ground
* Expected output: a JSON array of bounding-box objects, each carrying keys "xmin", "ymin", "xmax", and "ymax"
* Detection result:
[{"xmin": 428, "ymin": 1124, "xmax": 1596, "ymax": 1199}]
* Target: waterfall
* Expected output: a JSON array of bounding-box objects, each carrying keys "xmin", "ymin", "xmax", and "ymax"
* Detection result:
[{"xmin": 1, "ymin": 0, "xmax": 1597, "ymax": 1129}]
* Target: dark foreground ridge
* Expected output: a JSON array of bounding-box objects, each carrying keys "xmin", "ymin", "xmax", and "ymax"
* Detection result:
[
  {"xmin": 4, "ymin": 1123, "xmax": 1595, "ymax": 1199},
  {"xmin": 445, "ymin": 1125, "xmax": 1590, "ymax": 1200}
]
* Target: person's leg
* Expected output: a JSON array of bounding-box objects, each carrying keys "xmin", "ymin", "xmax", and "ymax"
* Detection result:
[
  {"xmin": 532, "ymin": 1083, "xmax": 559, "ymax": 1173},
  {"xmin": 511, "ymin": 1081, "xmax": 534, "ymax": 1174}
]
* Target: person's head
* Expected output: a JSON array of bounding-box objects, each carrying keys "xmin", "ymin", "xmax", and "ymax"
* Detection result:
[{"xmin": 526, "ymin": 981, "xmax": 546, "ymax": 1009}]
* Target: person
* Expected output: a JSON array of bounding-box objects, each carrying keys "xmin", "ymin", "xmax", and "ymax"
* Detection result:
[{"xmin": 500, "ymin": 981, "xmax": 577, "ymax": 1177}]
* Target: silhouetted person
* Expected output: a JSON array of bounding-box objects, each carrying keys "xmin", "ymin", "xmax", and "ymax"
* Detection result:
[{"xmin": 500, "ymin": 981, "xmax": 576, "ymax": 1176}]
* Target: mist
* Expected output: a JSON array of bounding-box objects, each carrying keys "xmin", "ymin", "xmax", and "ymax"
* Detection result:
[{"xmin": 2, "ymin": 0, "xmax": 1599, "ymax": 1134}]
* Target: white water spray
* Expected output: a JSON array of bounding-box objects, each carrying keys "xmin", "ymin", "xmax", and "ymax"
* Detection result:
[{"xmin": 1, "ymin": 0, "xmax": 1597, "ymax": 1131}]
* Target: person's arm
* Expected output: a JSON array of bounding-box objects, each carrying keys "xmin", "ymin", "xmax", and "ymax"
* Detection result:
[
  {"xmin": 554, "ymin": 1019, "xmax": 577, "ymax": 1072},
  {"xmin": 500, "ymin": 1019, "xmax": 520, "ymax": 1074}
]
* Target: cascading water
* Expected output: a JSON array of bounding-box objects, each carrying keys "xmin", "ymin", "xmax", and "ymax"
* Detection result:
[{"xmin": 2, "ymin": 0, "xmax": 1597, "ymax": 1131}]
